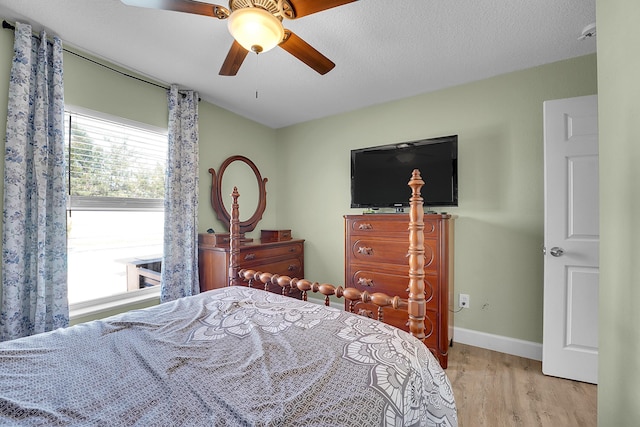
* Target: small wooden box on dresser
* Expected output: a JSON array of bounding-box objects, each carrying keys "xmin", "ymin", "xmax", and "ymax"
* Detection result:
[
  {"xmin": 198, "ymin": 233, "xmax": 305, "ymax": 298},
  {"xmin": 344, "ymin": 213, "xmax": 455, "ymax": 368}
]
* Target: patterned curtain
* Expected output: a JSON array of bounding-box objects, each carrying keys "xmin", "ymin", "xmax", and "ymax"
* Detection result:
[
  {"xmin": 1, "ymin": 22, "xmax": 68, "ymax": 341},
  {"xmin": 160, "ymin": 85, "xmax": 200, "ymax": 302}
]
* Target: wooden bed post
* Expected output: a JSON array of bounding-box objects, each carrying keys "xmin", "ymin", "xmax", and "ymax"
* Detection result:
[
  {"xmin": 229, "ymin": 186, "xmax": 240, "ymax": 287},
  {"xmin": 407, "ymin": 169, "xmax": 426, "ymax": 341}
]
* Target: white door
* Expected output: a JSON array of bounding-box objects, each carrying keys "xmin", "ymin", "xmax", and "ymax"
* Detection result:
[{"xmin": 542, "ymin": 94, "xmax": 599, "ymax": 384}]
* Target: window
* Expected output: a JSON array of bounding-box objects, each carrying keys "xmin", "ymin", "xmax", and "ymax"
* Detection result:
[{"xmin": 64, "ymin": 108, "xmax": 167, "ymax": 305}]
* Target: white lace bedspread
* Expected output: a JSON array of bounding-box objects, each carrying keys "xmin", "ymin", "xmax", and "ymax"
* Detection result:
[{"xmin": 0, "ymin": 286, "xmax": 457, "ymax": 426}]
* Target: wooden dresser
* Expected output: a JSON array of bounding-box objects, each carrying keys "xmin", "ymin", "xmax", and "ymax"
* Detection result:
[
  {"xmin": 344, "ymin": 213, "xmax": 455, "ymax": 368},
  {"xmin": 198, "ymin": 233, "xmax": 304, "ymax": 298}
]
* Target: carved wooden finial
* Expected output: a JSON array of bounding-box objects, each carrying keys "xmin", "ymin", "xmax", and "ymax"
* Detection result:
[{"xmin": 408, "ymin": 169, "xmax": 425, "ymax": 201}]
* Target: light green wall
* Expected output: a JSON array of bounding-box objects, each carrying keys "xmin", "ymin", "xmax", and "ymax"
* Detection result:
[
  {"xmin": 597, "ymin": 0, "xmax": 640, "ymax": 424},
  {"xmin": 63, "ymin": 49, "xmax": 167, "ymax": 129},
  {"xmin": 276, "ymin": 54, "xmax": 597, "ymax": 344}
]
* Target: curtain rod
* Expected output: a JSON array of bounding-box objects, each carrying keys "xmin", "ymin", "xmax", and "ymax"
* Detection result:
[{"xmin": 2, "ymin": 19, "xmax": 171, "ymax": 92}]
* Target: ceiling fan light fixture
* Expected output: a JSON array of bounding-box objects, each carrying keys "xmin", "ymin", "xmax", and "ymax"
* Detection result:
[{"xmin": 228, "ymin": 8, "xmax": 284, "ymax": 54}]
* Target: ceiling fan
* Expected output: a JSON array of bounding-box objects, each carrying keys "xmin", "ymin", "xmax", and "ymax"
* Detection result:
[{"xmin": 121, "ymin": 0, "xmax": 357, "ymax": 76}]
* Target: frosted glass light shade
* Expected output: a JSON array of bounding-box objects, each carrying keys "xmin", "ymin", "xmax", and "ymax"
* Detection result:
[{"xmin": 227, "ymin": 8, "xmax": 284, "ymax": 53}]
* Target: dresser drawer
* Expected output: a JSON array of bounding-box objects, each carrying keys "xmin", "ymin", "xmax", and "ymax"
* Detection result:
[
  {"xmin": 348, "ymin": 237, "xmax": 406, "ymax": 264},
  {"xmin": 244, "ymin": 257, "xmax": 303, "ymax": 277},
  {"xmin": 348, "ymin": 238, "xmax": 439, "ymax": 271},
  {"xmin": 347, "ymin": 266, "xmax": 440, "ymax": 309},
  {"xmin": 349, "ymin": 299, "xmax": 439, "ymax": 344},
  {"xmin": 244, "ymin": 257, "xmax": 303, "ymax": 298},
  {"xmin": 239, "ymin": 242, "xmax": 303, "ymax": 263},
  {"xmin": 347, "ymin": 216, "xmax": 440, "ymax": 237}
]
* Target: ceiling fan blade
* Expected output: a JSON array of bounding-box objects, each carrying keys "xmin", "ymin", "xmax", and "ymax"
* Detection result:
[
  {"xmin": 219, "ymin": 41, "xmax": 249, "ymax": 76},
  {"xmin": 120, "ymin": 0, "xmax": 227, "ymax": 19},
  {"xmin": 288, "ymin": 0, "xmax": 357, "ymax": 18},
  {"xmin": 279, "ymin": 30, "xmax": 335, "ymax": 75}
]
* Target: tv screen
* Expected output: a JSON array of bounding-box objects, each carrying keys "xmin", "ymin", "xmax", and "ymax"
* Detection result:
[{"xmin": 350, "ymin": 135, "xmax": 458, "ymax": 208}]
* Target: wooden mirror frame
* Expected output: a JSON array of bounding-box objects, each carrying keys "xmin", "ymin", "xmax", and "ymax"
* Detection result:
[{"xmin": 209, "ymin": 155, "xmax": 268, "ymax": 235}]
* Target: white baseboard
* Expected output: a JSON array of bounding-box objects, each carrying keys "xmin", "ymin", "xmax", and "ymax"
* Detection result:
[{"xmin": 453, "ymin": 327, "xmax": 542, "ymax": 361}]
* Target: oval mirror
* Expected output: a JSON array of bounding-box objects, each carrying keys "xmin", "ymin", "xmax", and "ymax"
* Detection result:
[
  {"xmin": 209, "ymin": 155, "xmax": 268, "ymax": 235},
  {"xmin": 220, "ymin": 160, "xmax": 259, "ymax": 223}
]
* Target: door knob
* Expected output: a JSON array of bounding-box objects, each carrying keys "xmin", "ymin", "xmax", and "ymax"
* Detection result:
[{"xmin": 550, "ymin": 247, "xmax": 565, "ymax": 257}]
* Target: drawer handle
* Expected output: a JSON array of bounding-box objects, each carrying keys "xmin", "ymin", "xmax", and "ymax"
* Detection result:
[
  {"xmin": 357, "ymin": 246, "xmax": 373, "ymax": 256},
  {"xmin": 288, "ymin": 264, "xmax": 298, "ymax": 272},
  {"xmin": 244, "ymin": 253, "xmax": 256, "ymax": 261},
  {"xmin": 358, "ymin": 223, "xmax": 373, "ymax": 230},
  {"xmin": 358, "ymin": 277, "xmax": 374, "ymax": 287},
  {"xmin": 289, "ymin": 247, "xmax": 296, "ymax": 253}
]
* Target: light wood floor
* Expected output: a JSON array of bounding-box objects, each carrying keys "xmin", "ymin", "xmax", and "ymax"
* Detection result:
[{"xmin": 446, "ymin": 343, "xmax": 597, "ymax": 427}]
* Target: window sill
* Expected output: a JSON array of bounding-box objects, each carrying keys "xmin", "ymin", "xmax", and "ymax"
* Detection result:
[{"xmin": 69, "ymin": 286, "xmax": 161, "ymax": 325}]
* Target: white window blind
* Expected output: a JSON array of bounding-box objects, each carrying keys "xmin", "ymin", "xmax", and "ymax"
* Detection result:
[{"xmin": 64, "ymin": 110, "xmax": 167, "ymax": 211}]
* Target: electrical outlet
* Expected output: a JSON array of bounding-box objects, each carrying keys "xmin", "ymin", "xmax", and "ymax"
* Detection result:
[{"xmin": 459, "ymin": 293, "xmax": 470, "ymax": 309}]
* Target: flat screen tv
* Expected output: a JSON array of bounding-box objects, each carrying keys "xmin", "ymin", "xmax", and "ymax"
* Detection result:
[{"xmin": 350, "ymin": 135, "xmax": 458, "ymax": 208}]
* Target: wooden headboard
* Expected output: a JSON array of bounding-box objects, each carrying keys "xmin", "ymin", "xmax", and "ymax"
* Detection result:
[{"xmin": 229, "ymin": 169, "xmax": 427, "ymax": 343}]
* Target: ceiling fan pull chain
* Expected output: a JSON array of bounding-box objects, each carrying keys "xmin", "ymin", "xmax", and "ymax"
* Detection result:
[{"xmin": 254, "ymin": 53, "xmax": 260, "ymax": 99}]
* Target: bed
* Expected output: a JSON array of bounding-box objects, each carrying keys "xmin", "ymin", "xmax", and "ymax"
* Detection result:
[{"xmin": 0, "ymin": 170, "xmax": 457, "ymax": 426}]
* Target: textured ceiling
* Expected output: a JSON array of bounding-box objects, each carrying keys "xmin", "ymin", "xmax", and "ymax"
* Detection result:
[{"xmin": 0, "ymin": 0, "xmax": 596, "ymax": 128}]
